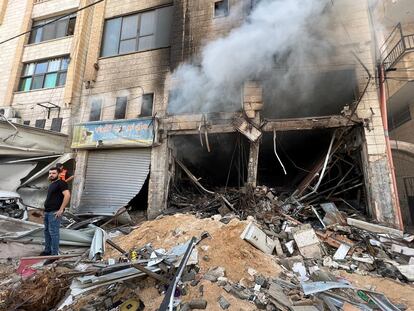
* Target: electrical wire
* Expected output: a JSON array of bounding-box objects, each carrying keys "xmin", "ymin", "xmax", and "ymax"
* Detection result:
[
  {"xmin": 273, "ymin": 129, "xmax": 287, "ymax": 175},
  {"xmin": 0, "ymin": 0, "xmax": 105, "ymax": 46}
]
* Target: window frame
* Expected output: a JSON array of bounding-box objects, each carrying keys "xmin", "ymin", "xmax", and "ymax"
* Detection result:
[
  {"xmin": 29, "ymin": 14, "xmax": 77, "ymax": 44},
  {"xmin": 140, "ymin": 93, "xmax": 154, "ymax": 117},
  {"xmin": 114, "ymin": 96, "xmax": 128, "ymax": 120},
  {"xmin": 89, "ymin": 99, "xmax": 103, "ymax": 122},
  {"xmin": 100, "ymin": 6, "xmax": 171, "ymax": 57},
  {"xmin": 214, "ymin": 0, "xmax": 230, "ymax": 18},
  {"xmin": 19, "ymin": 56, "xmax": 69, "ymax": 92}
]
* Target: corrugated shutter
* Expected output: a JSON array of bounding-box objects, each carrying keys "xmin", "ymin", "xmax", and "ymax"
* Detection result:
[{"xmin": 78, "ymin": 148, "xmax": 151, "ymax": 215}]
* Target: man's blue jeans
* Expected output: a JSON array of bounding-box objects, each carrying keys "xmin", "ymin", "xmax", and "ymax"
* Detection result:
[{"xmin": 44, "ymin": 211, "xmax": 61, "ymax": 255}]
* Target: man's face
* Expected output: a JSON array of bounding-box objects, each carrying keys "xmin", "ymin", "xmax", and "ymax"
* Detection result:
[{"xmin": 48, "ymin": 170, "xmax": 59, "ymax": 181}]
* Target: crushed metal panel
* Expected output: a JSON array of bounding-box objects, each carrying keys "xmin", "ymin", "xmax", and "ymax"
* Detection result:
[
  {"xmin": 0, "ymin": 214, "xmax": 42, "ymax": 238},
  {"xmin": 232, "ymin": 117, "xmax": 262, "ymax": 142},
  {"xmin": 0, "ymin": 120, "xmax": 68, "ymax": 156},
  {"xmin": 19, "ymin": 153, "xmax": 75, "ymax": 188},
  {"xmin": 0, "ymin": 163, "xmax": 36, "ymax": 191},
  {"xmin": 78, "ymin": 148, "xmax": 151, "ymax": 215}
]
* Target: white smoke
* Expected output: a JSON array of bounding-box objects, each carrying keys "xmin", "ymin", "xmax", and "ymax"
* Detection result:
[{"xmin": 168, "ymin": 0, "xmax": 338, "ymax": 114}]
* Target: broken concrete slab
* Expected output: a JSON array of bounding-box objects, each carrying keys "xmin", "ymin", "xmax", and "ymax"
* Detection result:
[
  {"xmin": 291, "ymin": 307, "xmax": 320, "ymax": 311},
  {"xmin": 274, "ymin": 238, "xmax": 284, "ymax": 256},
  {"xmin": 391, "ymin": 244, "xmax": 414, "ymax": 257},
  {"xmin": 320, "ymin": 203, "xmax": 346, "ymax": 226},
  {"xmin": 188, "ymin": 298, "xmax": 208, "ymax": 309},
  {"xmin": 267, "ymin": 282, "xmax": 292, "ymax": 308},
  {"xmin": 217, "ymin": 295, "xmax": 230, "ymax": 309},
  {"xmin": 292, "ymin": 224, "xmax": 322, "ymax": 259},
  {"xmin": 204, "ymin": 266, "xmax": 225, "ymax": 282},
  {"xmin": 333, "ymin": 243, "xmax": 351, "ymax": 260},
  {"xmin": 232, "ymin": 117, "xmax": 262, "ymax": 142},
  {"xmin": 347, "ymin": 218, "xmax": 403, "ymax": 238},
  {"xmin": 396, "ymin": 265, "xmax": 414, "ymax": 282},
  {"xmin": 240, "ymin": 222, "xmax": 276, "ymax": 254}
]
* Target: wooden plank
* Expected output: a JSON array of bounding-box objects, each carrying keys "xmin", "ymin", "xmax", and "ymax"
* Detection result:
[{"xmin": 347, "ymin": 218, "xmax": 403, "ymax": 238}]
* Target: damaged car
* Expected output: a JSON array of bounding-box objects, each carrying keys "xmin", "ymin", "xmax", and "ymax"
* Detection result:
[{"xmin": 0, "ymin": 190, "xmax": 25, "ymax": 219}]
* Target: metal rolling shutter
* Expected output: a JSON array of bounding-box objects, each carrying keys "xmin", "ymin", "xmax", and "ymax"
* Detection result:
[{"xmin": 78, "ymin": 148, "xmax": 151, "ymax": 215}]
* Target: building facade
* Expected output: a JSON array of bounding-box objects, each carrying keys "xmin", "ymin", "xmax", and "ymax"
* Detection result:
[
  {"xmin": 0, "ymin": 0, "xmax": 406, "ymax": 229},
  {"xmin": 372, "ymin": 0, "xmax": 414, "ymax": 227}
]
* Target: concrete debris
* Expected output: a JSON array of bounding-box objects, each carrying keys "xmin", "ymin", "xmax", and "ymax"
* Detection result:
[
  {"xmin": 391, "ymin": 244, "xmax": 414, "ymax": 256},
  {"xmin": 240, "ymin": 222, "xmax": 276, "ymax": 254},
  {"xmin": 204, "ymin": 266, "xmax": 226, "ymax": 282},
  {"xmin": 320, "ymin": 202, "xmax": 347, "ymax": 226},
  {"xmin": 217, "ymin": 295, "xmax": 231, "ymax": 309},
  {"xmin": 396, "ymin": 265, "xmax": 414, "ymax": 282},
  {"xmin": 333, "ymin": 243, "xmax": 351, "ymax": 260},
  {"xmin": 346, "ymin": 218, "xmax": 403, "ymax": 238},
  {"xmin": 0, "ymin": 204, "xmax": 412, "ymax": 311},
  {"xmin": 292, "ymin": 224, "xmax": 322, "ymax": 259}
]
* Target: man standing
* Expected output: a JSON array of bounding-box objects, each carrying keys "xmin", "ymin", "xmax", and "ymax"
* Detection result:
[
  {"xmin": 41, "ymin": 167, "xmax": 71, "ymax": 256},
  {"xmin": 56, "ymin": 162, "xmax": 74, "ymax": 183}
]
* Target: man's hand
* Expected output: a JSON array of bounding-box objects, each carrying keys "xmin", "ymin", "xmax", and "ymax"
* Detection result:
[{"xmin": 55, "ymin": 209, "xmax": 64, "ymax": 218}]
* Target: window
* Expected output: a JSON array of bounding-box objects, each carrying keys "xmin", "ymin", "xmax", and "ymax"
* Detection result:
[
  {"xmin": 23, "ymin": 120, "xmax": 30, "ymax": 126},
  {"xmin": 141, "ymin": 93, "xmax": 154, "ymax": 117},
  {"xmin": 29, "ymin": 14, "xmax": 76, "ymax": 44},
  {"xmin": 51, "ymin": 117, "xmax": 63, "ymax": 132},
  {"xmin": 389, "ymin": 105, "xmax": 411, "ymax": 130},
  {"xmin": 214, "ymin": 0, "xmax": 229, "ymax": 17},
  {"xmin": 101, "ymin": 6, "xmax": 173, "ymax": 57},
  {"xmin": 19, "ymin": 57, "xmax": 69, "ymax": 91},
  {"xmin": 35, "ymin": 119, "xmax": 46, "ymax": 129},
  {"xmin": 89, "ymin": 100, "xmax": 102, "ymax": 122},
  {"xmin": 115, "ymin": 97, "xmax": 127, "ymax": 119}
]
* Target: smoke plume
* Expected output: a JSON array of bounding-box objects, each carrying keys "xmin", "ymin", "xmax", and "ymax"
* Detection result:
[{"xmin": 168, "ymin": 0, "xmax": 340, "ymax": 115}]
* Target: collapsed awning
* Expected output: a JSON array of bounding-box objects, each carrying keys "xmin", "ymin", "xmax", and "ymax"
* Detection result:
[
  {"xmin": 0, "ymin": 120, "xmax": 68, "ymax": 157},
  {"xmin": 19, "ymin": 153, "xmax": 75, "ymax": 188}
]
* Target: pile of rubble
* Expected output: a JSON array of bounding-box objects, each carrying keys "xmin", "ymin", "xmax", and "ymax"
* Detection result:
[{"xmin": 0, "ymin": 205, "xmax": 413, "ymax": 310}]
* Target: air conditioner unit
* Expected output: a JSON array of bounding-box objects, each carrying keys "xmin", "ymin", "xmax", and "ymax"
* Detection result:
[
  {"xmin": 0, "ymin": 107, "xmax": 16, "ymax": 119},
  {"xmin": 8, "ymin": 117, "xmax": 23, "ymax": 125}
]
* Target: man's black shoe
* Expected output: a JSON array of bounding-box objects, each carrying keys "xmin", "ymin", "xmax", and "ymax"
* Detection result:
[
  {"xmin": 39, "ymin": 251, "xmax": 51, "ymax": 256},
  {"xmin": 43, "ymin": 258, "xmax": 57, "ymax": 265}
]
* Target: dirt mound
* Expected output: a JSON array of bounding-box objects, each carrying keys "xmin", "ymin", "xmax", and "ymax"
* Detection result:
[
  {"xmin": 106, "ymin": 214, "xmax": 281, "ymax": 282},
  {"xmin": 1, "ymin": 269, "xmax": 70, "ymax": 311}
]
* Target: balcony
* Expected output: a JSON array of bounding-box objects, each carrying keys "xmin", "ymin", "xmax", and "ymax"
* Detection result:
[{"xmin": 382, "ymin": 23, "xmax": 414, "ymax": 71}]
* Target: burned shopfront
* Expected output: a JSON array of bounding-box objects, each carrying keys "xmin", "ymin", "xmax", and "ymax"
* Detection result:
[
  {"xmin": 163, "ymin": 78, "xmax": 370, "ymax": 222},
  {"xmin": 70, "ymin": 118, "xmax": 157, "ymax": 217}
]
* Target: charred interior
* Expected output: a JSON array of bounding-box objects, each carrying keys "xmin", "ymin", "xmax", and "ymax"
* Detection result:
[
  {"xmin": 257, "ymin": 129, "xmax": 334, "ymax": 189},
  {"xmin": 171, "ymin": 133, "xmax": 250, "ymax": 189},
  {"xmin": 262, "ymin": 69, "xmax": 357, "ymax": 118},
  {"xmin": 168, "ymin": 124, "xmax": 367, "ymax": 218}
]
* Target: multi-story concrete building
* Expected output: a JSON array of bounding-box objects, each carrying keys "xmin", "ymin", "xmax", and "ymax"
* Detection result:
[
  {"xmin": 0, "ymin": 0, "xmax": 407, "ymax": 229},
  {"xmin": 0, "ymin": 0, "xmax": 93, "ymax": 134},
  {"xmin": 371, "ymin": 0, "xmax": 414, "ymax": 227}
]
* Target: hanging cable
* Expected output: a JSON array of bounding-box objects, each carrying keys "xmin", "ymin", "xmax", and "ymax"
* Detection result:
[
  {"xmin": 0, "ymin": 0, "xmax": 105, "ymax": 46},
  {"xmin": 273, "ymin": 129, "xmax": 287, "ymax": 175}
]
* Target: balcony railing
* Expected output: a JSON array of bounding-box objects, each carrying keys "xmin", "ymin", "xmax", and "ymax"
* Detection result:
[{"xmin": 382, "ymin": 23, "xmax": 414, "ymax": 70}]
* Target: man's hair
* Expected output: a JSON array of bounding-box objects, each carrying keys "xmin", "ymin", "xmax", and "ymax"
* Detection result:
[{"xmin": 49, "ymin": 167, "xmax": 59, "ymax": 172}]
